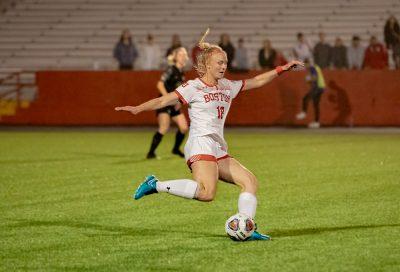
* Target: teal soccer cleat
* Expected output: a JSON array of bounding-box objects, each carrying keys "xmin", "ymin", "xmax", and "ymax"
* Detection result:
[
  {"xmin": 133, "ymin": 175, "xmax": 158, "ymax": 200},
  {"xmin": 248, "ymin": 231, "xmax": 271, "ymax": 241}
]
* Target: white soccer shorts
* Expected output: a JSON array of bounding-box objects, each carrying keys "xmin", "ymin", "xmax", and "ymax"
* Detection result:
[{"xmin": 184, "ymin": 135, "xmax": 230, "ymax": 169}]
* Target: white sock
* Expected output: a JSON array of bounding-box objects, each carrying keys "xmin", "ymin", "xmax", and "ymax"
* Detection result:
[
  {"xmin": 238, "ymin": 192, "xmax": 257, "ymax": 218},
  {"xmin": 156, "ymin": 179, "xmax": 198, "ymax": 199}
]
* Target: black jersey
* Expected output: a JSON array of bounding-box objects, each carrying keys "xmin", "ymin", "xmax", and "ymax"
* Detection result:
[{"xmin": 160, "ymin": 65, "xmax": 185, "ymax": 93}]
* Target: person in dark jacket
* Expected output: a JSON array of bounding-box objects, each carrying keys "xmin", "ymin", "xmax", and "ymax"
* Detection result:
[
  {"xmin": 313, "ymin": 32, "xmax": 331, "ymax": 69},
  {"xmin": 258, "ymin": 39, "xmax": 277, "ymax": 69},
  {"xmin": 384, "ymin": 15, "xmax": 400, "ymax": 68},
  {"xmin": 218, "ymin": 33, "xmax": 235, "ymax": 72},
  {"xmin": 113, "ymin": 29, "xmax": 138, "ymax": 70},
  {"xmin": 331, "ymin": 37, "xmax": 348, "ymax": 69}
]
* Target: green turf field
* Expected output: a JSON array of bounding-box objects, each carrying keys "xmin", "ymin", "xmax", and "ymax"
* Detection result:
[{"xmin": 1, "ymin": 129, "xmax": 399, "ymax": 271}]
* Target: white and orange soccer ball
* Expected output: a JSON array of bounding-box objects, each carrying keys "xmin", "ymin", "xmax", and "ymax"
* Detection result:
[{"xmin": 225, "ymin": 213, "xmax": 255, "ymax": 241}]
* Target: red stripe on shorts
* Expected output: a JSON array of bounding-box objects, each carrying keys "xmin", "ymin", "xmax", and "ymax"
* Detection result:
[
  {"xmin": 187, "ymin": 154, "xmax": 217, "ymax": 169},
  {"xmin": 217, "ymin": 154, "xmax": 231, "ymax": 161}
]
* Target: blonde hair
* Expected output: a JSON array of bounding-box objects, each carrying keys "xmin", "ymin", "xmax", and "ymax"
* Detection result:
[
  {"xmin": 167, "ymin": 47, "xmax": 186, "ymax": 65},
  {"xmin": 195, "ymin": 28, "xmax": 226, "ymax": 77}
]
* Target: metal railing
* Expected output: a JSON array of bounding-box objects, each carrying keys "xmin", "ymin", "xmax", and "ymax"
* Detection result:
[{"xmin": 0, "ymin": 70, "xmax": 36, "ymax": 117}]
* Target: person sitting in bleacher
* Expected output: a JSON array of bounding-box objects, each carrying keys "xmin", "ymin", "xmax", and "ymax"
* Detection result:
[
  {"xmin": 218, "ymin": 33, "xmax": 235, "ymax": 72},
  {"xmin": 233, "ymin": 38, "xmax": 249, "ymax": 72},
  {"xmin": 140, "ymin": 34, "xmax": 162, "ymax": 71},
  {"xmin": 384, "ymin": 15, "xmax": 400, "ymax": 69},
  {"xmin": 258, "ymin": 39, "xmax": 277, "ymax": 70},
  {"xmin": 113, "ymin": 29, "xmax": 139, "ymax": 70},
  {"xmin": 293, "ymin": 32, "xmax": 313, "ymax": 62},
  {"xmin": 347, "ymin": 35, "xmax": 365, "ymax": 70},
  {"xmin": 313, "ymin": 32, "xmax": 331, "ymax": 69},
  {"xmin": 258, "ymin": 39, "xmax": 287, "ymax": 70},
  {"xmin": 165, "ymin": 34, "xmax": 182, "ymax": 57},
  {"xmin": 363, "ymin": 36, "xmax": 388, "ymax": 70},
  {"xmin": 331, "ymin": 37, "xmax": 348, "ymax": 69}
]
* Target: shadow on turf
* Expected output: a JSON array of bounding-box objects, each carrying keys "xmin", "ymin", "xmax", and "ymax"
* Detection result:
[
  {"xmin": 5, "ymin": 219, "xmax": 226, "ymax": 239},
  {"xmin": 269, "ymin": 223, "xmax": 400, "ymax": 238},
  {"xmin": 5, "ymin": 219, "xmax": 400, "ymax": 240}
]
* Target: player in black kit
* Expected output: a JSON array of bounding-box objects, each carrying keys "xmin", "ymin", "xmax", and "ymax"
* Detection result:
[{"xmin": 147, "ymin": 47, "xmax": 189, "ymax": 159}]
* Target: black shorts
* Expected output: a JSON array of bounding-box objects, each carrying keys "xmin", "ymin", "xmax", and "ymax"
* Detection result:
[{"xmin": 156, "ymin": 106, "xmax": 181, "ymax": 117}]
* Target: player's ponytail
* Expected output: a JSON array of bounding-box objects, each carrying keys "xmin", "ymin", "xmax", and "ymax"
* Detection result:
[{"xmin": 198, "ymin": 28, "xmax": 210, "ymax": 50}]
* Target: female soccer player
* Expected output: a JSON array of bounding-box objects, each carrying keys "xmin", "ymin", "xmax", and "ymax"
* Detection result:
[
  {"xmin": 147, "ymin": 47, "xmax": 189, "ymax": 159},
  {"xmin": 115, "ymin": 30, "xmax": 303, "ymax": 241}
]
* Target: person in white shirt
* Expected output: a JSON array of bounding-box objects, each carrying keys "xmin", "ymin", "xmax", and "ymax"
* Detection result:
[
  {"xmin": 347, "ymin": 35, "xmax": 365, "ymax": 70},
  {"xmin": 115, "ymin": 29, "xmax": 303, "ymax": 241},
  {"xmin": 293, "ymin": 32, "xmax": 313, "ymax": 62},
  {"xmin": 234, "ymin": 38, "xmax": 249, "ymax": 71},
  {"xmin": 140, "ymin": 34, "xmax": 161, "ymax": 70}
]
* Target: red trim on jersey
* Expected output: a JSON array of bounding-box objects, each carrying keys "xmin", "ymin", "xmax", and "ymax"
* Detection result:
[
  {"xmin": 240, "ymin": 79, "xmax": 246, "ymax": 92},
  {"xmin": 217, "ymin": 154, "xmax": 231, "ymax": 161},
  {"xmin": 174, "ymin": 90, "xmax": 188, "ymax": 105},
  {"xmin": 199, "ymin": 78, "xmax": 217, "ymax": 87},
  {"xmin": 187, "ymin": 154, "xmax": 217, "ymax": 169}
]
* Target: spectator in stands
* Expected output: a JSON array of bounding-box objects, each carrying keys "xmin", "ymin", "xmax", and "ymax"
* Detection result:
[
  {"xmin": 166, "ymin": 34, "xmax": 182, "ymax": 57},
  {"xmin": 313, "ymin": 32, "xmax": 331, "ymax": 69},
  {"xmin": 218, "ymin": 33, "xmax": 235, "ymax": 71},
  {"xmin": 363, "ymin": 36, "xmax": 388, "ymax": 69},
  {"xmin": 296, "ymin": 58, "xmax": 326, "ymax": 129},
  {"xmin": 234, "ymin": 38, "xmax": 249, "ymax": 71},
  {"xmin": 347, "ymin": 35, "xmax": 365, "ymax": 70},
  {"xmin": 258, "ymin": 39, "xmax": 277, "ymax": 69},
  {"xmin": 140, "ymin": 34, "xmax": 162, "ymax": 70},
  {"xmin": 384, "ymin": 15, "xmax": 400, "ymax": 69},
  {"xmin": 331, "ymin": 37, "xmax": 348, "ymax": 69},
  {"xmin": 258, "ymin": 39, "xmax": 288, "ymax": 69},
  {"xmin": 113, "ymin": 29, "xmax": 138, "ymax": 70},
  {"xmin": 293, "ymin": 32, "xmax": 313, "ymax": 62}
]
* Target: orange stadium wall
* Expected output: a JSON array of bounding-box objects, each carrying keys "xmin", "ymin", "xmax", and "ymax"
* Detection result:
[{"xmin": 2, "ymin": 70, "xmax": 400, "ymax": 126}]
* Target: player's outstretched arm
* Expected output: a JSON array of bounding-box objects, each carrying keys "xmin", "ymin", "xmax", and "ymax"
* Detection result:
[
  {"xmin": 115, "ymin": 92, "xmax": 179, "ymax": 115},
  {"xmin": 243, "ymin": 60, "xmax": 304, "ymax": 91}
]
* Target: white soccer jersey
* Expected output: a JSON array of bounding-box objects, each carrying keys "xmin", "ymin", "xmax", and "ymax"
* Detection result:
[{"xmin": 175, "ymin": 78, "xmax": 245, "ymax": 143}]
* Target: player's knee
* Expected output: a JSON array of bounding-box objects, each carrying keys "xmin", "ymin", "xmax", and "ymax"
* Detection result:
[
  {"xmin": 180, "ymin": 125, "xmax": 188, "ymax": 134},
  {"xmin": 244, "ymin": 172, "xmax": 258, "ymax": 193},
  {"xmin": 159, "ymin": 126, "xmax": 169, "ymax": 134},
  {"xmin": 196, "ymin": 184, "xmax": 216, "ymax": 202},
  {"xmin": 198, "ymin": 192, "xmax": 215, "ymax": 202}
]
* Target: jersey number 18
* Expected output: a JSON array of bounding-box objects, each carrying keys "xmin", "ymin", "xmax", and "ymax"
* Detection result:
[{"xmin": 217, "ymin": 106, "xmax": 225, "ymax": 119}]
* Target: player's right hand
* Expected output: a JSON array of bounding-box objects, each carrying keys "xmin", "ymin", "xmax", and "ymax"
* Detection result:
[
  {"xmin": 283, "ymin": 60, "xmax": 304, "ymax": 71},
  {"xmin": 115, "ymin": 106, "xmax": 140, "ymax": 115}
]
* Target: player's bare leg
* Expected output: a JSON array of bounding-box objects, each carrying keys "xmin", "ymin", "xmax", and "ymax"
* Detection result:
[
  {"xmin": 134, "ymin": 160, "xmax": 218, "ymax": 202},
  {"xmin": 191, "ymin": 160, "xmax": 218, "ymax": 201},
  {"xmin": 218, "ymin": 157, "xmax": 271, "ymax": 241}
]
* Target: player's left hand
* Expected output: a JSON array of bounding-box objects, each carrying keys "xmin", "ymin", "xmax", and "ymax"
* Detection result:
[
  {"xmin": 283, "ymin": 60, "xmax": 304, "ymax": 71},
  {"xmin": 115, "ymin": 105, "xmax": 141, "ymax": 115}
]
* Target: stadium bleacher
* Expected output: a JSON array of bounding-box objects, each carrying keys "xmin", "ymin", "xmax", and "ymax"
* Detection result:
[{"xmin": 0, "ymin": 0, "xmax": 398, "ymax": 72}]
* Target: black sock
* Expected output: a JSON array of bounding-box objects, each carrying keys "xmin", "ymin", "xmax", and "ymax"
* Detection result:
[
  {"xmin": 173, "ymin": 131, "xmax": 185, "ymax": 152},
  {"xmin": 148, "ymin": 132, "xmax": 163, "ymax": 155}
]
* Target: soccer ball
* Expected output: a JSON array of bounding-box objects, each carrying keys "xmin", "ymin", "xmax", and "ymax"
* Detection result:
[{"xmin": 225, "ymin": 213, "xmax": 255, "ymax": 241}]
